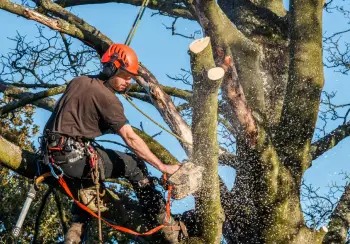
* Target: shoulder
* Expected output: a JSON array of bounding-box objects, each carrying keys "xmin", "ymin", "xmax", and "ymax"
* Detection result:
[{"xmin": 70, "ymin": 75, "xmax": 92, "ymax": 83}]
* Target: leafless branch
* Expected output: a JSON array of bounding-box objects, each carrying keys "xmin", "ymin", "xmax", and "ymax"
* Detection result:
[
  {"xmin": 311, "ymin": 121, "xmax": 350, "ymax": 161},
  {"xmin": 162, "ymin": 17, "xmax": 201, "ymax": 39}
]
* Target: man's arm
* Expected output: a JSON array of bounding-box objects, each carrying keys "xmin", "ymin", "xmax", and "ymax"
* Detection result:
[{"xmin": 118, "ymin": 124, "xmax": 181, "ymax": 174}]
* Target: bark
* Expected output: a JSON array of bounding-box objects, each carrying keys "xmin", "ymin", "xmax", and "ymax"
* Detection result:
[
  {"xmin": 323, "ymin": 184, "xmax": 350, "ymax": 244},
  {"xmin": 189, "ymin": 37, "xmax": 224, "ymax": 243},
  {"xmin": 225, "ymin": 0, "xmax": 290, "ymax": 126},
  {"xmin": 249, "ymin": 0, "xmax": 286, "ymax": 16}
]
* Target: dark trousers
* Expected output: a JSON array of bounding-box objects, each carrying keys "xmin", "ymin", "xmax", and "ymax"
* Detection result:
[{"xmin": 59, "ymin": 147, "xmax": 165, "ymax": 223}]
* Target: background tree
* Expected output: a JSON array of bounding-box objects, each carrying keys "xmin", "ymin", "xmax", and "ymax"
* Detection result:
[{"xmin": 0, "ymin": 0, "xmax": 349, "ymax": 243}]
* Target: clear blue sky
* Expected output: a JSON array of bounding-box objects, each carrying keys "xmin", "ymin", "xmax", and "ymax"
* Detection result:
[{"xmin": 0, "ymin": 1, "xmax": 349, "ymax": 214}]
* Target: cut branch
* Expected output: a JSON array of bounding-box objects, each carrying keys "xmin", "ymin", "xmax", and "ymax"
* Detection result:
[
  {"xmin": 190, "ymin": 37, "xmax": 224, "ymax": 243},
  {"xmin": 311, "ymin": 121, "xmax": 350, "ymax": 161},
  {"xmin": 322, "ymin": 183, "xmax": 350, "ymax": 244}
]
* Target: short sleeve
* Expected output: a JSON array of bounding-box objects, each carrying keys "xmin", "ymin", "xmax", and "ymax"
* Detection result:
[{"xmin": 95, "ymin": 94, "xmax": 128, "ymax": 133}]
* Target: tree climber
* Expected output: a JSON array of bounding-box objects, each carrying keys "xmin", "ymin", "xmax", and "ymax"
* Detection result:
[{"xmin": 42, "ymin": 44, "xmax": 183, "ymax": 243}]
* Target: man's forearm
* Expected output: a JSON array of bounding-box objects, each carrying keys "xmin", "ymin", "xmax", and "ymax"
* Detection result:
[{"xmin": 124, "ymin": 133, "xmax": 166, "ymax": 172}]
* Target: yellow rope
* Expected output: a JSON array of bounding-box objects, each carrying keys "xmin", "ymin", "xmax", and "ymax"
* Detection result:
[{"xmin": 122, "ymin": 94, "xmax": 193, "ymax": 146}]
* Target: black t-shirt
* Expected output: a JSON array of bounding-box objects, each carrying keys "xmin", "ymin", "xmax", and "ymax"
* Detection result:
[{"xmin": 45, "ymin": 76, "xmax": 127, "ymax": 139}]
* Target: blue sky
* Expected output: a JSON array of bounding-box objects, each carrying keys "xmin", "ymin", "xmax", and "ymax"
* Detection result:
[{"xmin": 0, "ymin": 1, "xmax": 349, "ymax": 214}]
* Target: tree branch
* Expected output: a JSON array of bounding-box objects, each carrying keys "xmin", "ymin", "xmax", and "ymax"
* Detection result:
[
  {"xmin": 136, "ymin": 64, "xmax": 193, "ymax": 156},
  {"xmin": 278, "ymin": 0, "xmax": 324, "ymax": 170},
  {"xmin": 0, "ymin": 85, "xmax": 66, "ymax": 116},
  {"xmin": 311, "ymin": 121, "xmax": 350, "ymax": 161},
  {"xmin": 128, "ymin": 83, "xmax": 193, "ymax": 101},
  {"xmin": 190, "ymin": 37, "xmax": 224, "ymax": 243},
  {"xmin": 323, "ymin": 183, "xmax": 350, "ymax": 244},
  {"xmin": 220, "ymin": 57, "xmax": 257, "ymax": 145},
  {"xmin": 187, "ymin": 0, "xmax": 266, "ymax": 112},
  {"xmin": 54, "ymin": 0, "xmax": 195, "ymax": 20},
  {"xmin": 0, "ymin": 81, "xmax": 60, "ymax": 89},
  {"xmin": 0, "ymin": 0, "xmax": 109, "ymax": 54}
]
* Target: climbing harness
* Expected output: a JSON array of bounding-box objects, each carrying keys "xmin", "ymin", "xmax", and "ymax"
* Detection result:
[
  {"xmin": 13, "ymin": 131, "xmax": 176, "ymax": 240},
  {"xmin": 24, "ymin": 170, "xmax": 174, "ymax": 236}
]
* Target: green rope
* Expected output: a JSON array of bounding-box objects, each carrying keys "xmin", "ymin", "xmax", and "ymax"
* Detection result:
[
  {"xmin": 122, "ymin": 94, "xmax": 193, "ymax": 146},
  {"xmin": 125, "ymin": 0, "xmax": 149, "ymax": 46}
]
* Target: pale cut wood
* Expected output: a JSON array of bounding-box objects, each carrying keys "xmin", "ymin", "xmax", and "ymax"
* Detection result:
[
  {"xmin": 208, "ymin": 67, "xmax": 225, "ymax": 81},
  {"xmin": 189, "ymin": 37, "xmax": 211, "ymax": 54}
]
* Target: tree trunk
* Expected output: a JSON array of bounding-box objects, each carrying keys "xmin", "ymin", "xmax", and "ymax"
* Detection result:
[{"xmin": 190, "ymin": 37, "xmax": 225, "ymax": 243}]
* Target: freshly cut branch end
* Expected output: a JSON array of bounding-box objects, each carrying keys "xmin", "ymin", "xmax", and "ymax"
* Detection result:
[
  {"xmin": 208, "ymin": 67, "xmax": 225, "ymax": 81},
  {"xmin": 189, "ymin": 37, "xmax": 211, "ymax": 54}
]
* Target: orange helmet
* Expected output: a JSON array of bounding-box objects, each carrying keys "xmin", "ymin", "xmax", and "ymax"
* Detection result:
[{"xmin": 101, "ymin": 44, "xmax": 139, "ymax": 76}]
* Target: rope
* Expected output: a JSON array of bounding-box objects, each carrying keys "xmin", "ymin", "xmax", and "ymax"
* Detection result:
[
  {"xmin": 56, "ymin": 174, "xmax": 173, "ymax": 236},
  {"xmin": 88, "ymin": 146, "xmax": 103, "ymax": 243},
  {"xmin": 125, "ymin": 0, "xmax": 149, "ymax": 46},
  {"xmin": 122, "ymin": 94, "xmax": 193, "ymax": 146}
]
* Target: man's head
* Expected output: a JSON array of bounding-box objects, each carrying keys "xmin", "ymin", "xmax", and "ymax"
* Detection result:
[
  {"xmin": 108, "ymin": 69, "xmax": 133, "ymax": 92},
  {"xmin": 100, "ymin": 44, "xmax": 139, "ymax": 92}
]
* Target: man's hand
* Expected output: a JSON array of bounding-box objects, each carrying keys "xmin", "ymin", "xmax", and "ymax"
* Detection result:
[{"xmin": 164, "ymin": 164, "xmax": 181, "ymax": 175}]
